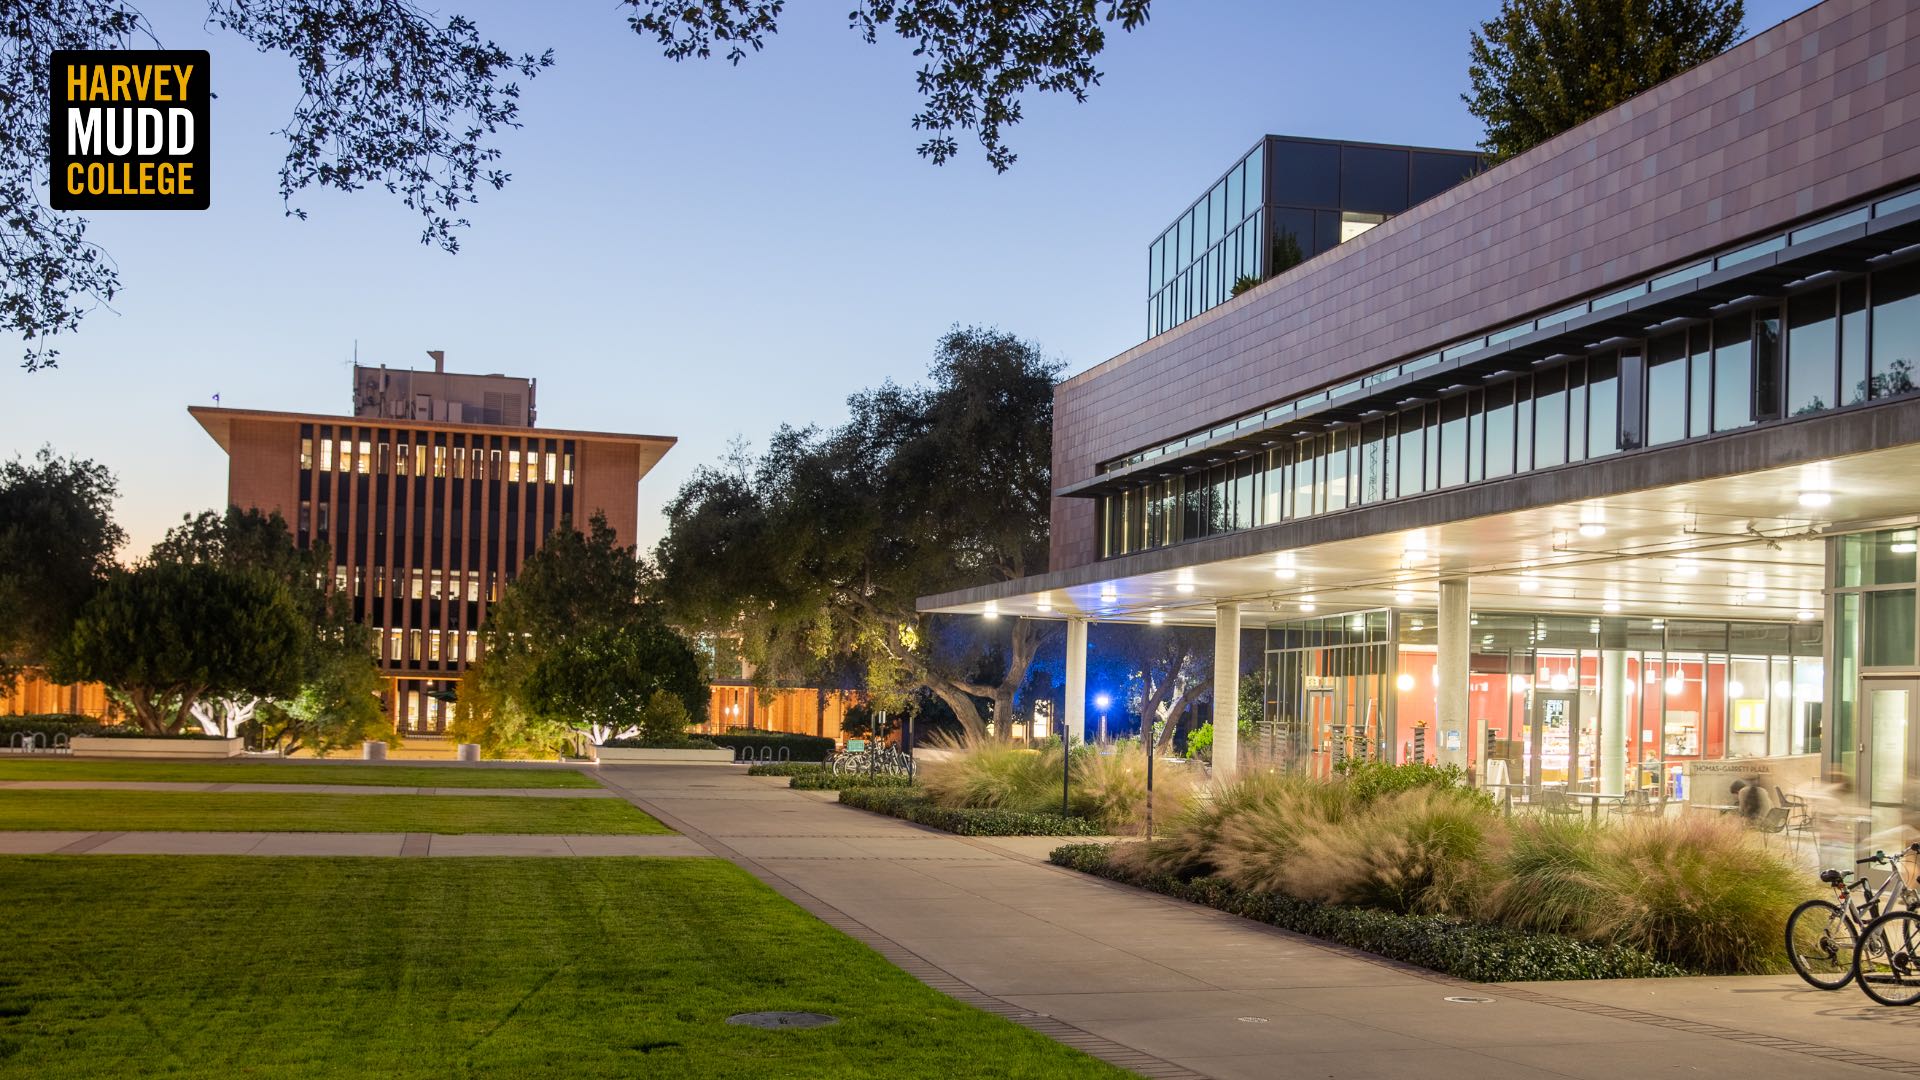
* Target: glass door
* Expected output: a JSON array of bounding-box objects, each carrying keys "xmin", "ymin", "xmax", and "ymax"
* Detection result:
[
  {"xmin": 1864, "ymin": 680, "xmax": 1919, "ymax": 839},
  {"xmin": 1528, "ymin": 691, "xmax": 1577, "ymax": 796}
]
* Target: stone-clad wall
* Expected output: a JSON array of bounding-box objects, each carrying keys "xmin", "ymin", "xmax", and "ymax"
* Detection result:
[{"xmin": 1052, "ymin": 0, "xmax": 1920, "ymax": 570}]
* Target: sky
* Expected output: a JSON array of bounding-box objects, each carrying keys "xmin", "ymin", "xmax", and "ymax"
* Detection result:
[{"xmin": 1, "ymin": 0, "xmax": 1812, "ymax": 561}]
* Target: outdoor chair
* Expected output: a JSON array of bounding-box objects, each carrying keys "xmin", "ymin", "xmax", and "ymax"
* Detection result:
[
  {"xmin": 1608, "ymin": 788, "xmax": 1655, "ymax": 817},
  {"xmin": 1751, "ymin": 806, "xmax": 1791, "ymax": 843},
  {"xmin": 1537, "ymin": 788, "xmax": 1581, "ymax": 817}
]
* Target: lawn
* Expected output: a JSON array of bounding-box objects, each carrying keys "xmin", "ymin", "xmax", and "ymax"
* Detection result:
[
  {"xmin": 0, "ymin": 857, "xmax": 1128, "ymax": 1079},
  {"xmin": 0, "ymin": 790, "xmax": 669, "ymax": 834},
  {"xmin": 0, "ymin": 759, "xmax": 600, "ymax": 789}
]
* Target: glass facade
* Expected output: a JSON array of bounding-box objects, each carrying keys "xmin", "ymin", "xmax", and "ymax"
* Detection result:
[
  {"xmin": 1830, "ymin": 527, "xmax": 1920, "ymax": 835},
  {"xmin": 1257, "ymin": 610, "xmax": 1822, "ymax": 801},
  {"xmin": 1147, "ymin": 138, "xmax": 1482, "ymax": 338},
  {"xmin": 1100, "ymin": 262, "xmax": 1920, "ymax": 558}
]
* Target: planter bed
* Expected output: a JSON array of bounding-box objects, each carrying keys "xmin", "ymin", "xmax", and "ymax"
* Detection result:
[
  {"xmin": 1047, "ymin": 843, "xmax": 1683, "ymax": 983},
  {"xmin": 838, "ymin": 786, "xmax": 1103, "ymax": 837},
  {"xmin": 70, "ymin": 735, "xmax": 243, "ymax": 759},
  {"xmin": 595, "ymin": 745, "xmax": 733, "ymax": 765}
]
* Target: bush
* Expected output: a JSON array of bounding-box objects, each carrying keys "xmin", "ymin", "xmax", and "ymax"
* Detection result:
[
  {"xmin": 1051, "ymin": 843, "xmax": 1682, "ymax": 982},
  {"xmin": 0, "ymin": 715, "xmax": 105, "ymax": 740},
  {"xmin": 789, "ymin": 772, "xmax": 915, "ymax": 791},
  {"xmin": 707, "ymin": 732, "xmax": 836, "ymax": 763},
  {"xmin": 1335, "ymin": 760, "xmax": 1482, "ymax": 805},
  {"xmin": 839, "ymin": 786, "xmax": 1102, "ymax": 836},
  {"xmin": 913, "ymin": 736, "xmax": 1195, "ymax": 832},
  {"xmin": 746, "ymin": 762, "xmax": 826, "ymax": 777},
  {"xmin": 598, "ymin": 736, "xmax": 719, "ymax": 750},
  {"xmin": 1275, "ymin": 786, "xmax": 1504, "ymax": 917}
]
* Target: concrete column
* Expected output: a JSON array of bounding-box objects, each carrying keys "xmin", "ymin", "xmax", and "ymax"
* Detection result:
[
  {"xmin": 1064, "ymin": 617, "xmax": 1089, "ymax": 745},
  {"xmin": 1214, "ymin": 603, "xmax": 1242, "ymax": 779},
  {"xmin": 1599, "ymin": 618, "xmax": 1629, "ymax": 796},
  {"xmin": 1437, "ymin": 580, "xmax": 1470, "ymax": 770}
]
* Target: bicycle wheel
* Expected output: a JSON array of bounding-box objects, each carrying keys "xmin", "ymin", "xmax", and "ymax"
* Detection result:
[
  {"xmin": 1856, "ymin": 910, "xmax": 1920, "ymax": 1006},
  {"xmin": 1786, "ymin": 899, "xmax": 1856, "ymax": 990}
]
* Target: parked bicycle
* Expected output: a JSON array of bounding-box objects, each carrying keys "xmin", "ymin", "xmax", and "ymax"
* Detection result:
[
  {"xmin": 1786, "ymin": 843, "xmax": 1920, "ymax": 991},
  {"xmin": 826, "ymin": 745, "xmax": 914, "ymax": 779},
  {"xmin": 1852, "ymin": 843, "xmax": 1920, "ymax": 1006}
]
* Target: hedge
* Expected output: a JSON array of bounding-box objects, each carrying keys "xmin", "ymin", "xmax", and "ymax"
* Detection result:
[
  {"xmin": 1047, "ymin": 844, "xmax": 1683, "ymax": 983},
  {"xmin": 788, "ymin": 772, "xmax": 914, "ymax": 791},
  {"xmin": 598, "ymin": 736, "xmax": 719, "ymax": 750},
  {"xmin": 707, "ymin": 732, "xmax": 837, "ymax": 763},
  {"xmin": 85, "ymin": 727, "xmax": 224, "ymax": 739},
  {"xmin": 839, "ymin": 786, "xmax": 1103, "ymax": 837},
  {"xmin": 746, "ymin": 762, "xmax": 826, "ymax": 777},
  {"xmin": 0, "ymin": 715, "xmax": 104, "ymax": 740}
]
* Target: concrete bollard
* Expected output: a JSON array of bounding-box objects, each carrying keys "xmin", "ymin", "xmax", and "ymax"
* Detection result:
[
  {"xmin": 457, "ymin": 743, "xmax": 480, "ymax": 762},
  {"xmin": 362, "ymin": 740, "xmax": 388, "ymax": 761}
]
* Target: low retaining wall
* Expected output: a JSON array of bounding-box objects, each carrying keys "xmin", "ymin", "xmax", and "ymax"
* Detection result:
[{"xmin": 70, "ymin": 736, "xmax": 244, "ymax": 759}]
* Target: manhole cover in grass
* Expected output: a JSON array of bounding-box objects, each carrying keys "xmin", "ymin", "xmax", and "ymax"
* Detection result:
[{"xmin": 726, "ymin": 1012, "xmax": 839, "ymax": 1030}]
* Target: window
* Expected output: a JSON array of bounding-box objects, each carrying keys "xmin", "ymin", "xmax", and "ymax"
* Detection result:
[
  {"xmin": 297, "ymin": 500, "xmax": 310, "ymax": 534},
  {"xmin": 396, "ymin": 443, "xmax": 410, "ymax": 476},
  {"xmin": 318, "ymin": 438, "xmax": 333, "ymax": 472},
  {"xmin": 1483, "ymin": 383, "xmax": 1515, "ymax": 477},
  {"xmin": 299, "ymin": 437, "xmax": 313, "ymax": 470},
  {"xmin": 409, "ymin": 629, "xmax": 422, "ymax": 662},
  {"xmin": 1534, "ymin": 368, "xmax": 1566, "ymax": 468},
  {"xmin": 508, "ymin": 450, "xmax": 521, "ymax": 482},
  {"xmin": 545, "ymin": 452, "xmax": 558, "ymax": 484},
  {"xmin": 1841, "ymin": 279, "xmax": 1869, "ymax": 405},
  {"xmin": 1712, "ymin": 315, "xmax": 1753, "ymax": 432},
  {"xmin": 1689, "ymin": 327, "xmax": 1712, "ymax": 437},
  {"xmin": 466, "ymin": 630, "xmax": 479, "ymax": 661},
  {"xmin": 410, "ymin": 568, "xmax": 424, "ymax": 600},
  {"xmin": 1870, "ymin": 264, "xmax": 1920, "ymax": 399},
  {"xmin": 1754, "ymin": 307, "xmax": 1783, "ymax": 421},
  {"xmin": 1786, "ymin": 288, "xmax": 1837, "ymax": 416},
  {"xmin": 415, "ymin": 444, "xmax": 428, "ymax": 476},
  {"xmin": 429, "ymin": 631, "xmax": 442, "ymax": 663},
  {"xmin": 562, "ymin": 453, "xmax": 574, "ymax": 485},
  {"xmin": 315, "ymin": 502, "xmax": 330, "ymax": 534},
  {"xmin": 388, "ymin": 628, "xmax": 402, "ymax": 662},
  {"xmin": 1396, "ymin": 413, "xmax": 1424, "ymax": 495},
  {"xmin": 1587, "ymin": 353, "xmax": 1618, "ymax": 458},
  {"xmin": 433, "ymin": 446, "xmax": 447, "ymax": 478},
  {"xmin": 1438, "ymin": 397, "xmax": 1467, "ymax": 488}
]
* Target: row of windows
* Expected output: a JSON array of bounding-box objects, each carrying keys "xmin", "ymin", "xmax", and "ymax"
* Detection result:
[
  {"xmin": 380, "ymin": 627, "xmax": 480, "ymax": 665},
  {"xmin": 1150, "ymin": 209, "xmax": 1263, "ymax": 337},
  {"xmin": 1099, "ymin": 266, "xmax": 1920, "ymax": 557},
  {"xmin": 324, "ymin": 564, "xmax": 505, "ymax": 604},
  {"xmin": 299, "ymin": 436, "xmax": 574, "ymax": 485},
  {"xmin": 1150, "ymin": 143, "xmax": 1263, "ymax": 296}
]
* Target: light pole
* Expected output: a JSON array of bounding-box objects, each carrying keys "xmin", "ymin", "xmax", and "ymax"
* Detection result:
[{"xmin": 1094, "ymin": 692, "xmax": 1111, "ymax": 746}]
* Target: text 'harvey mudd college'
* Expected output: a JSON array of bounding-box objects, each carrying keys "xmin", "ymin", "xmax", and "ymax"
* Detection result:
[{"xmin": 51, "ymin": 50, "xmax": 210, "ymax": 211}]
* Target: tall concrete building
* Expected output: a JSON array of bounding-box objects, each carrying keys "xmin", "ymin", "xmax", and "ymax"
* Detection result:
[
  {"xmin": 925, "ymin": 0, "xmax": 1920, "ymax": 839},
  {"xmin": 192, "ymin": 356, "xmax": 674, "ymax": 736}
]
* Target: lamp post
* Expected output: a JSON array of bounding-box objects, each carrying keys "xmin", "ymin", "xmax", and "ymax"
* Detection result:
[{"xmin": 1095, "ymin": 692, "xmax": 1111, "ymax": 746}]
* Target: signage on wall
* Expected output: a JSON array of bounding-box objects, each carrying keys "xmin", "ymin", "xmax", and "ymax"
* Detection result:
[
  {"xmin": 49, "ymin": 50, "xmax": 210, "ymax": 210},
  {"xmin": 1304, "ymin": 676, "xmax": 1337, "ymax": 693}
]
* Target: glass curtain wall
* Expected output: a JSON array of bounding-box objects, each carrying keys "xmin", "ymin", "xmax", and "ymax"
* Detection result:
[
  {"xmin": 1261, "ymin": 611, "xmax": 1392, "ymax": 777},
  {"xmin": 1148, "ymin": 144, "xmax": 1264, "ymax": 338},
  {"xmin": 1830, "ymin": 527, "xmax": 1920, "ymax": 835}
]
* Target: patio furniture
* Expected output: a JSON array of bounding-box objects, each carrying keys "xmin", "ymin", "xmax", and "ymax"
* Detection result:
[{"xmin": 1536, "ymin": 788, "xmax": 1582, "ymax": 817}]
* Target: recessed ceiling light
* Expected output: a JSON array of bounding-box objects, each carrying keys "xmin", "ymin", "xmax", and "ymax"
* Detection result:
[
  {"xmin": 1578, "ymin": 523, "xmax": 1607, "ymax": 539},
  {"xmin": 1394, "ymin": 591, "xmax": 1415, "ymax": 604},
  {"xmin": 1744, "ymin": 589, "xmax": 1768, "ymax": 602},
  {"xmin": 1149, "ymin": 610, "xmax": 1164, "ymax": 625},
  {"xmin": 983, "ymin": 601, "xmax": 999, "ymax": 620},
  {"xmin": 1797, "ymin": 491, "xmax": 1833, "ymax": 508},
  {"xmin": 1275, "ymin": 568, "xmax": 1298, "ymax": 580},
  {"xmin": 1797, "ymin": 609, "xmax": 1817, "ymax": 621},
  {"xmin": 1175, "ymin": 582, "xmax": 1196, "ymax": 594},
  {"xmin": 1299, "ymin": 602, "xmax": 1317, "ymax": 612},
  {"xmin": 1517, "ymin": 575, "xmax": 1540, "ymax": 592},
  {"xmin": 1603, "ymin": 601, "xmax": 1622, "ymax": 613}
]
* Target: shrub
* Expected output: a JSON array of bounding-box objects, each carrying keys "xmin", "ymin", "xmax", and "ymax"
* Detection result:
[
  {"xmin": 636, "ymin": 690, "xmax": 693, "ymax": 744},
  {"xmin": 706, "ymin": 731, "xmax": 836, "ymax": 763},
  {"xmin": 1069, "ymin": 742, "xmax": 1199, "ymax": 831},
  {"xmin": 917, "ymin": 738, "xmax": 1060, "ymax": 812},
  {"xmin": 598, "ymin": 735, "xmax": 719, "ymax": 749},
  {"xmin": 789, "ymin": 772, "xmax": 915, "ymax": 791},
  {"xmin": 1274, "ymin": 786, "xmax": 1504, "ymax": 917},
  {"xmin": 0, "ymin": 715, "xmax": 105, "ymax": 740},
  {"xmin": 746, "ymin": 762, "xmax": 825, "ymax": 777},
  {"xmin": 1335, "ymin": 760, "xmax": 1483, "ymax": 805},
  {"xmin": 1051, "ymin": 843, "xmax": 1681, "ymax": 982},
  {"xmin": 839, "ymin": 786, "xmax": 1101, "ymax": 836},
  {"xmin": 1486, "ymin": 817, "xmax": 1606, "ymax": 936},
  {"xmin": 1137, "ymin": 770, "xmax": 1356, "ymax": 883}
]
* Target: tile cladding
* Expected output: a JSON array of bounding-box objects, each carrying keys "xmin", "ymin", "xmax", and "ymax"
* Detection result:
[{"xmin": 1051, "ymin": 0, "xmax": 1920, "ymax": 570}]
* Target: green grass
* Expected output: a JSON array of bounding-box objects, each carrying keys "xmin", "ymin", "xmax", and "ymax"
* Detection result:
[
  {"xmin": 0, "ymin": 857, "xmax": 1127, "ymax": 1079},
  {"xmin": 0, "ymin": 789, "xmax": 669, "ymax": 834},
  {"xmin": 0, "ymin": 759, "xmax": 599, "ymax": 789}
]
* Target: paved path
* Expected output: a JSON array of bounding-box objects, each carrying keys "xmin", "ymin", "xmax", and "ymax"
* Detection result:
[
  {"xmin": 0, "ymin": 779, "xmax": 618, "ymax": 798},
  {"xmin": 591, "ymin": 765, "xmax": 1920, "ymax": 1080},
  {"xmin": 0, "ymin": 830, "xmax": 707, "ymax": 856}
]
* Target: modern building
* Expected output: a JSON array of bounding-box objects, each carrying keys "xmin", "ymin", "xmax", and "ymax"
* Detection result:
[
  {"xmin": 191, "ymin": 356, "xmax": 675, "ymax": 736},
  {"xmin": 925, "ymin": 0, "xmax": 1920, "ymax": 838},
  {"xmin": 1148, "ymin": 137, "xmax": 1483, "ymax": 338}
]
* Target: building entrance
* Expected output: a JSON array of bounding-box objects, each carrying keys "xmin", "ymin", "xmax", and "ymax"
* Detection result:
[
  {"xmin": 1526, "ymin": 689, "xmax": 1580, "ymax": 796},
  {"xmin": 1864, "ymin": 679, "xmax": 1919, "ymax": 838}
]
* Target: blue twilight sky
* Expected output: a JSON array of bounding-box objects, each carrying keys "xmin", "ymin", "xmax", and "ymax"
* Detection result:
[{"xmin": 1, "ymin": 0, "xmax": 1811, "ymax": 560}]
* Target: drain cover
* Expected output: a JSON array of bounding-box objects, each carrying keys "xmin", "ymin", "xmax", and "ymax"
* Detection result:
[
  {"xmin": 1444, "ymin": 996, "xmax": 1495, "ymax": 1004},
  {"xmin": 726, "ymin": 1011, "xmax": 839, "ymax": 1029},
  {"xmin": 1235, "ymin": 1016, "xmax": 1269, "ymax": 1023}
]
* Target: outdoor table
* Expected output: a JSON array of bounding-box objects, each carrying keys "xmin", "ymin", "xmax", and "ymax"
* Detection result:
[{"xmin": 1565, "ymin": 791, "xmax": 1626, "ymax": 822}]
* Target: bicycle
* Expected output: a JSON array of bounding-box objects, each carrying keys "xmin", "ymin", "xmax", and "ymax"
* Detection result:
[
  {"xmin": 1852, "ymin": 843, "xmax": 1920, "ymax": 1005},
  {"xmin": 1786, "ymin": 843, "xmax": 1920, "ymax": 991}
]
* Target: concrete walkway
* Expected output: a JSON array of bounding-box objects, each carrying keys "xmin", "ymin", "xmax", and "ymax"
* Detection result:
[
  {"xmin": 592, "ymin": 764, "xmax": 1920, "ymax": 1080},
  {"xmin": 0, "ymin": 830, "xmax": 707, "ymax": 856},
  {"xmin": 0, "ymin": 779, "xmax": 618, "ymax": 798}
]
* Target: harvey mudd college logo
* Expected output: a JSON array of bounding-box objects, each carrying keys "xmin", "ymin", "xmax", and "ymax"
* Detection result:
[{"xmin": 50, "ymin": 50, "xmax": 209, "ymax": 210}]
